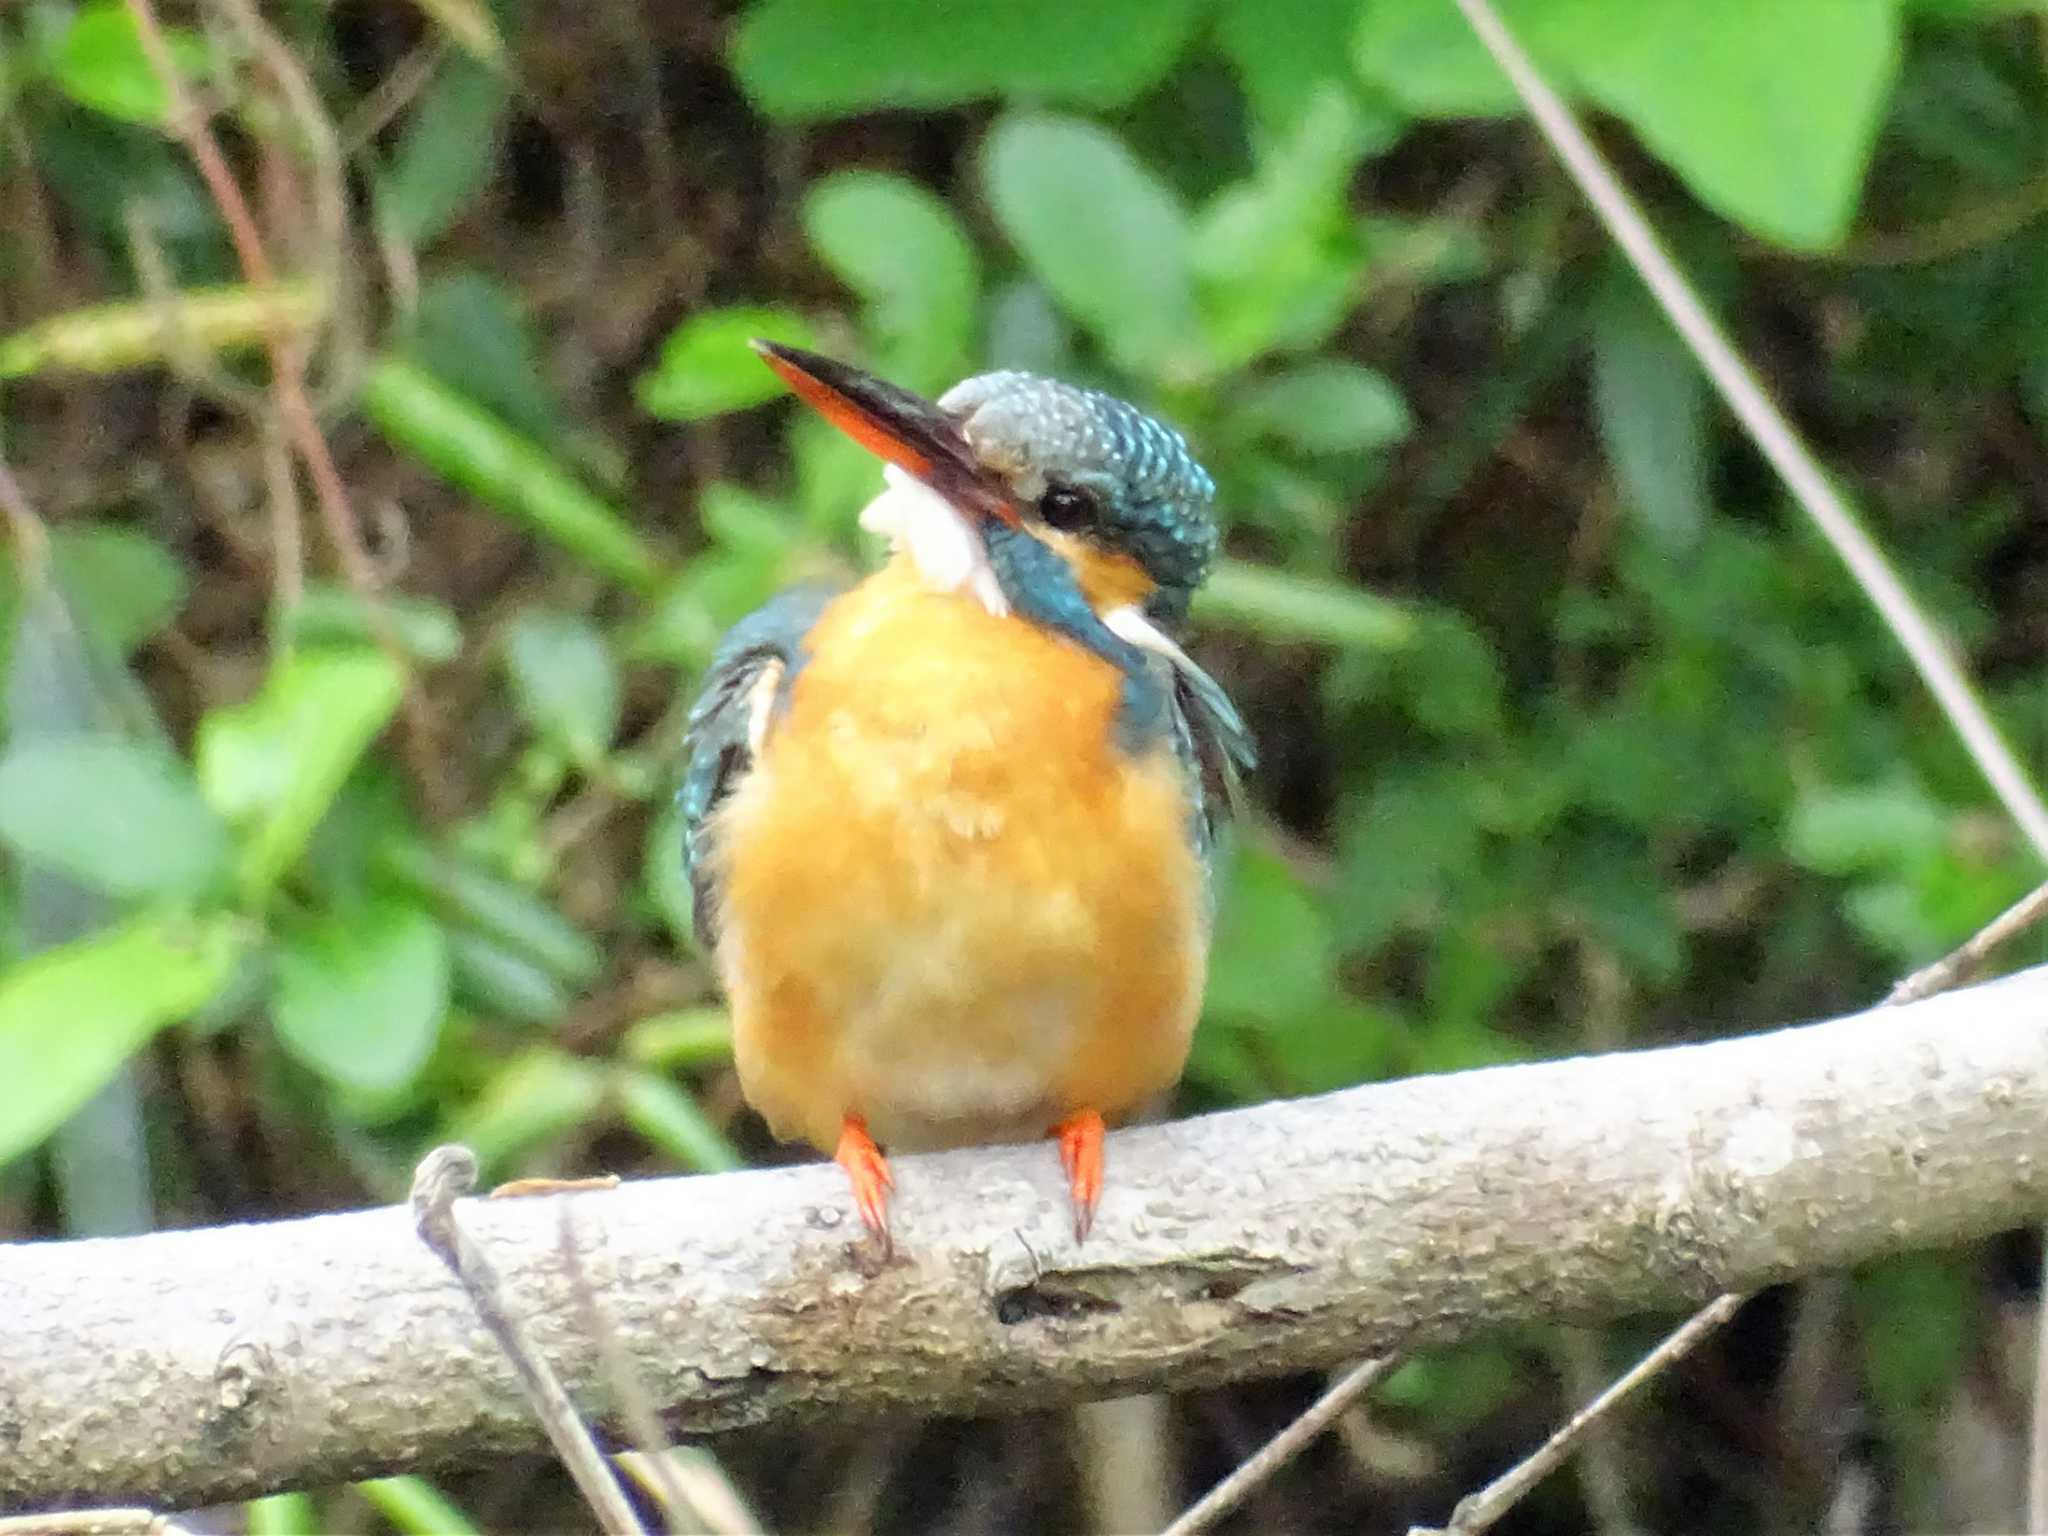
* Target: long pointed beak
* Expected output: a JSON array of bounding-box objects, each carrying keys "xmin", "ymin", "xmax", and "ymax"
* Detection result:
[{"xmin": 750, "ymin": 340, "xmax": 1019, "ymax": 527}]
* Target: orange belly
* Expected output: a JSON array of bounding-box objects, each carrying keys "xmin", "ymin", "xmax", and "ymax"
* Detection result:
[{"xmin": 704, "ymin": 557, "xmax": 1206, "ymax": 1154}]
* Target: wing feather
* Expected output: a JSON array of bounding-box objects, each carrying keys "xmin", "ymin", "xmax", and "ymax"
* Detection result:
[{"xmin": 678, "ymin": 583, "xmax": 839, "ymax": 947}]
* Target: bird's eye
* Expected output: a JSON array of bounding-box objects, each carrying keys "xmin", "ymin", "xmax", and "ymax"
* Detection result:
[{"xmin": 1039, "ymin": 484, "xmax": 1096, "ymax": 532}]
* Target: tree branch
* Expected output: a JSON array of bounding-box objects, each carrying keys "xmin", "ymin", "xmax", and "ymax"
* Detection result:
[{"xmin": 6, "ymin": 967, "xmax": 2048, "ymax": 1511}]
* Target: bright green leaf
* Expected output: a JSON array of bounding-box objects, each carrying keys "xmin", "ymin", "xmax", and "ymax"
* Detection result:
[
  {"xmin": 1192, "ymin": 88, "xmax": 1376, "ymax": 365},
  {"xmin": 0, "ymin": 914, "xmax": 242, "ymax": 1165},
  {"xmin": 378, "ymin": 842, "xmax": 602, "ymax": 986},
  {"xmin": 1563, "ymin": 0, "xmax": 1901, "ymax": 250},
  {"xmin": 733, "ymin": 0, "xmax": 1205, "ymax": 119},
  {"xmin": 983, "ymin": 114, "xmax": 1203, "ymax": 380},
  {"xmin": 45, "ymin": 2, "xmax": 210, "ymax": 126},
  {"xmin": 197, "ymin": 647, "xmax": 406, "ymax": 899},
  {"xmin": 1206, "ymin": 843, "xmax": 1336, "ymax": 1024},
  {"xmin": 635, "ymin": 306, "xmax": 816, "ymax": 422},
  {"xmin": 362, "ymin": 357, "xmax": 664, "ymax": 592},
  {"xmin": 1195, "ymin": 560, "xmax": 1416, "ymax": 652},
  {"xmin": 804, "ymin": 172, "xmax": 978, "ymax": 392},
  {"xmin": 0, "ymin": 735, "xmax": 228, "ymax": 899},
  {"xmin": 50, "ymin": 524, "xmax": 185, "ymax": 654},
  {"xmin": 1353, "ymin": 0, "xmax": 1532, "ymax": 115},
  {"xmin": 271, "ymin": 901, "xmax": 449, "ymax": 1093},
  {"xmin": 503, "ymin": 611, "xmax": 619, "ymax": 762},
  {"xmin": 1786, "ymin": 778, "xmax": 1948, "ymax": 875},
  {"xmin": 615, "ymin": 1069, "xmax": 742, "ymax": 1172},
  {"xmin": 357, "ymin": 1478, "xmax": 481, "ymax": 1536},
  {"xmin": 1231, "ymin": 361, "xmax": 1411, "ymax": 455},
  {"xmin": 1215, "ymin": 0, "xmax": 1408, "ymax": 139}
]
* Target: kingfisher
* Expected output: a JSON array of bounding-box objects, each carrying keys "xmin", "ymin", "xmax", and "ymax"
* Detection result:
[{"xmin": 679, "ymin": 342, "xmax": 1253, "ymax": 1246}]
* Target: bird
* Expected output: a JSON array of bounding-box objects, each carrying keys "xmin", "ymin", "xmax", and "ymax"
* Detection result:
[{"xmin": 679, "ymin": 341, "xmax": 1253, "ymax": 1247}]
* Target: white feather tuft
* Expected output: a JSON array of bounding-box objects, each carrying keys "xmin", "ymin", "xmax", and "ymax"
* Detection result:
[{"xmin": 858, "ymin": 464, "xmax": 1008, "ymax": 616}]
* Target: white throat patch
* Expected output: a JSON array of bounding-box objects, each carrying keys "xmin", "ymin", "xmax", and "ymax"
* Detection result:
[{"xmin": 858, "ymin": 464, "xmax": 1009, "ymax": 617}]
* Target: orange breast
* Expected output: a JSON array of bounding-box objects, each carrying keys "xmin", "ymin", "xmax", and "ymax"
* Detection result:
[{"xmin": 704, "ymin": 556, "xmax": 1206, "ymax": 1154}]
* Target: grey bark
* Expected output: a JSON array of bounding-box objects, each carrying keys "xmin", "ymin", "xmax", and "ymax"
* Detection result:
[{"xmin": 5, "ymin": 966, "xmax": 2048, "ymax": 1511}]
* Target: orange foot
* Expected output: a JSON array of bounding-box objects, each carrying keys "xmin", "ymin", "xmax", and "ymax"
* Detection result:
[
  {"xmin": 1051, "ymin": 1109, "xmax": 1105, "ymax": 1242},
  {"xmin": 834, "ymin": 1114, "xmax": 894, "ymax": 1248}
]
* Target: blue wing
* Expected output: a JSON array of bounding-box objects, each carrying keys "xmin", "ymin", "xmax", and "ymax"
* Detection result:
[
  {"xmin": 678, "ymin": 583, "xmax": 839, "ymax": 947},
  {"xmin": 1157, "ymin": 648, "xmax": 1256, "ymax": 890}
]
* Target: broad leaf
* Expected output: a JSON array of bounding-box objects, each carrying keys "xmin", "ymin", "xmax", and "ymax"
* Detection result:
[
  {"xmin": 636, "ymin": 306, "xmax": 816, "ymax": 422},
  {"xmin": 733, "ymin": 0, "xmax": 1205, "ymax": 119},
  {"xmin": 1354, "ymin": 0, "xmax": 1901, "ymax": 248},
  {"xmin": 1591, "ymin": 278, "xmax": 1709, "ymax": 551},
  {"xmin": 983, "ymin": 114, "xmax": 1202, "ymax": 379},
  {"xmin": 0, "ymin": 915, "xmax": 242, "ymax": 1164},
  {"xmin": 503, "ymin": 611, "xmax": 619, "ymax": 762},
  {"xmin": 271, "ymin": 900, "xmax": 449, "ymax": 1093},
  {"xmin": 0, "ymin": 735, "xmax": 228, "ymax": 899},
  {"xmin": 804, "ymin": 171, "xmax": 978, "ymax": 392},
  {"xmin": 197, "ymin": 647, "xmax": 405, "ymax": 898},
  {"xmin": 1230, "ymin": 361, "xmax": 1410, "ymax": 455}
]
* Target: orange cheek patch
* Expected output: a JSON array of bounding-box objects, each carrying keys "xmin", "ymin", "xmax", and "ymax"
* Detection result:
[{"xmin": 1049, "ymin": 536, "xmax": 1156, "ymax": 613}]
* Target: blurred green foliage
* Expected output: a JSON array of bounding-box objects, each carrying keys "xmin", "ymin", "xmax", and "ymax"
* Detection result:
[{"xmin": 2, "ymin": 0, "xmax": 2046, "ymax": 1528}]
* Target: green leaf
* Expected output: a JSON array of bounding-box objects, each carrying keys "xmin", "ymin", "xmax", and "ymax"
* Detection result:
[
  {"xmin": 377, "ymin": 55, "xmax": 509, "ymax": 244},
  {"xmin": 1563, "ymin": 0, "xmax": 1901, "ymax": 251},
  {"xmin": 282, "ymin": 584, "xmax": 463, "ymax": 664},
  {"xmin": 444, "ymin": 1048, "xmax": 606, "ymax": 1174},
  {"xmin": 357, "ymin": 1479, "xmax": 481, "ymax": 1536},
  {"xmin": 1353, "ymin": 0, "xmax": 1901, "ymax": 247},
  {"xmin": 1591, "ymin": 277, "xmax": 1709, "ymax": 552},
  {"xmin": 197, "ymin": 647, "xmax": 406, "ymax": 899},
  {"xmin": 803, "ymin": 171, "xmax": 978, "ymax": 393},
  {"xmin": 635, "ymin": 306, "xmax": 816, "ymax": 422},
  {"xmin": 0, "ymin": 735, "xmax": 228, "ymax": 898},
  {"xmin": 1215, "ymin": 0, "xmax": 1407, "ymax": 139},
  {"xmin": 615, "ymin": 1069, "xmax": 742, "ymax": 1173},
  {"xmin": 0, "ymin": 914, "xmax": 242, "ymax": 1165},
  {"xmin": 1195, "ymin": 560, "xmax": 1415, "ymax": 652},
  {"xmin": 1353, "ymin": 0, "xmax": 1530, "ymax": 115},
  {"xmin": 1206, "ymin": 843, "xmax": 1336, "ymax": 1025},
  {"xmin": 271, "ymin": 901, "xmax": 449, "ymax": 1093},
  {"xmin": 503, "ymin": 611, "xmax": 619, "ymax": 762},
  {"xmin": 1786, "ymin": 778, "xmax": 1948, "ymax": 875},
  {"xmin": 50, "ymin": 524, "xmax": 185, "ymax": 654},
  {"xmin": 447, "ymin": 927, "xmax": 569, "ymax": 1024},
  {"xmin": 1192, "ymin": 88, "xmax": 1376, "ymax": 365},
  {"xmin": 1230, "ymin": 361, "xmax": 1411, "ymax": 455},
  {"xmin": 406, "ymin": 270, "xmax": 568, "ymax": 449},
  {"xmin": 363, "ymin": 357, "xmax": 664, "ymax": 593},
  {"xmin": 733, "ymin": 0, "xmax": 1205, "ymax": 119},
  {"xmin": 45, "ymin": 1, "xmax": 211, "ymax": 126},
  {"xmin": 983, "ymin": 114, "xmax": 1203, "ymax": 380},
  {"xmin": 378, "ymin": 842, "xmax": 602, "ymax": 986}
]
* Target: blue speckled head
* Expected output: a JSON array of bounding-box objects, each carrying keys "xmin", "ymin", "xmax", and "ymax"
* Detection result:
[{"xmin": 938, "ymin": 372, "xmax": 1219, "ymax": 605}]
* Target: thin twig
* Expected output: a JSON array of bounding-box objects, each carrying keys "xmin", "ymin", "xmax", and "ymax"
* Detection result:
[
  {"xmin": 1449, "ymin": 0, "xmax": 2048, "ymax": 864},
  {"xmin": 0, "ymin": 455, "xmax": 50, "ymax": 573},
  {"xmin": 124, "ymin": 0, "xmax": 451, "ymax": 816},
  {"xmin": 1159, "ymin": 1354, "xmax": 1399, "ymax": 1536},
  {"xmin": 409, "ymin": 1146, "xmax": 648, "ymax": 1536},
  {"xmin": 555, "ymin": 1203, "xmax": 764, "ymax": 1536},
  {"xmin": 1414, "ymin": 1296, "xmax": 1744, "ymax": 1536},
  {"xmin": 1887, "ymin": 878, "xmax": 2048, "ymax": 1005},
  {"xmin": 1399, "ymin": 860, "xmax": 2048, "ymax": 1535}
]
